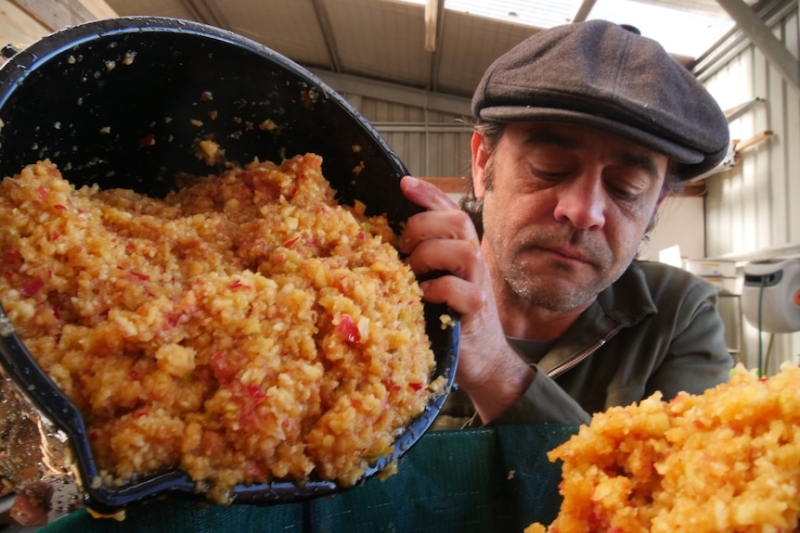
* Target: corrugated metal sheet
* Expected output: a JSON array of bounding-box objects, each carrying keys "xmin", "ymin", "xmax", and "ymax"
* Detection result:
[
  {"xmin": 434, "ymin": 10, "xmax": 535, "ymax": 96},
  {"xmin": 701, "ymin": 4, "xmax": 800, "ymax": 374},
  {"xmin": 103, "ymin": 0, "xmax": 717, "ymax": 101},
  {"xmin": 444, "ymin": 0, "xmax": 581, "ymax": 28},
  {"xmin": 353, "ymin": 96, "xmax": 472, "ymax": 178},
  {"xmin": 225, "ymin": 0, "xmax": 330, "ymax": 66},
  {"xmin": 325, "ymin": 0, "xmax": 431, "ymax": 87}
]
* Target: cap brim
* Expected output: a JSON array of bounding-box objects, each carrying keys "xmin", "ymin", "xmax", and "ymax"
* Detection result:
[{"xmin": 479, "ymin": 106, "xmax": 705, "ymax": 166}]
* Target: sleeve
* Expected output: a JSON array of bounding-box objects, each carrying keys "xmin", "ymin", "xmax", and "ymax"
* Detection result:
[
  {"xmin": 645, "ymin": 281, "xmax": 734, "ymax": 400},
  {"xmin": 490, "ymin": 369, "xmax": 592, "ymax": 425}
]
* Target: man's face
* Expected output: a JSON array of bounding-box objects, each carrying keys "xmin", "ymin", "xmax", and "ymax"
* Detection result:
[{"xmin": 473, "ymin": 122, "xmax": 668, "ymax": 312}]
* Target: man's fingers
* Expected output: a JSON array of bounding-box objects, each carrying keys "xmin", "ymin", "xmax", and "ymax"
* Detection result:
[
  {"xmin": 418, "ymin": 275, "xmax": 486, "ymax": 315},
  {"xmin": 398, "ymin": 209, "xmax": 477, "ymax": 255},
  {"xmin": 398, "ymin": 175, "xmax": 489, "ymax": 316},
  {"xmin": 405, "ymin": 238, "xmax": 483, "ymax": 282},
  {"xmin": 400, "ymin": 176, "xmax": 461, "ymax": 212}
]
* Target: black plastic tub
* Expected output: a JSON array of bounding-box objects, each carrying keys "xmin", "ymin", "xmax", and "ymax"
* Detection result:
[{"xmin": 0, "ymin": 16, "xmax": 459, "ymax": 515}]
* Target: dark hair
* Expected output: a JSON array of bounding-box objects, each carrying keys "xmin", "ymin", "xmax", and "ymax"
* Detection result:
[
  {"xmin": 459, "ymin": 119, "xmax": 684, "ymax": 239},
  {"xmin": 458, "ymin": 120, "xmax": 504, "ymax": 238}
]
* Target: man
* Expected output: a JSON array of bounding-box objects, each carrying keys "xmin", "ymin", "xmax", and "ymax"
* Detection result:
[{"xmin": 399, "ymin": 20, "xmax": 734, "ymax": 428}]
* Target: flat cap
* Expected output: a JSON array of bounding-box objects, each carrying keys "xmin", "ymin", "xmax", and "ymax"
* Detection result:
[{"xmin": 472, "ymin": 20, "xmax": 729, "ymax": 181}]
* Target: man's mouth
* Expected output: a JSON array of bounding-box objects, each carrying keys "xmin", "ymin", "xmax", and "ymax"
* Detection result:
[{"xmin": 537, "ymin": 245, "xmax": 591, "ymax": 264}]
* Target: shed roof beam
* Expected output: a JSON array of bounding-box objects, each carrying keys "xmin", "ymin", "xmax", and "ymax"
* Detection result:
[
  {"xmin": 571, "ymin": 0, "xmax": 598, "ymax": 23},
  {"xmin": 311, "ymin": 0, "xmax": 342, "ymax": 73},
  {"xmin": 309, "ymin": 68, "xmax": 471, "ymax": 116},
  {"xmin": 715, "ymin": 0, "xmax": 800, "ymax": 92}
]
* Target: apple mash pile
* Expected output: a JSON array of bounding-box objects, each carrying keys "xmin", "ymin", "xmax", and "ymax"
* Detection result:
[
  {"xmin": 0, "ymin": 154, "xmax": 439, "ymax": 505},
  {"xmin": 527, "ymin": 364, "xmax": 800, "ymax": 533}
]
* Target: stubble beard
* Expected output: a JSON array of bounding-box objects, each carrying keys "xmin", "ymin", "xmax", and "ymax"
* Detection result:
[
  {"xmin": 500, "ymin": 228, "xmax": 623, "ymax": 313},
  {"xmin": 504, "ymin": 261, "xmax": 606, "ymax": 312}
]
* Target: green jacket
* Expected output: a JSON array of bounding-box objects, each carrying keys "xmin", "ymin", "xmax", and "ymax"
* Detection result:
[{"xmin": 434, "ymin": 261, "xmax": 734, "ymax": 428}]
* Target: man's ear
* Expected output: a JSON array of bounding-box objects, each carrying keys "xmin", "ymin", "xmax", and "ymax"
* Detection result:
[{"xmin": 471, "ymin": 131, "xmax": 491, "ymax": 200}]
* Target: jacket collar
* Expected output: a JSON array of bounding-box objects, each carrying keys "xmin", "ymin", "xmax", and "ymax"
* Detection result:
[
  {"xmin": 595, "ymin": 261, "xmax": 658, "ymax": 327},
  {"xmin": 536, "ymin": 261, "xmax": 658, "ymax": 374}
]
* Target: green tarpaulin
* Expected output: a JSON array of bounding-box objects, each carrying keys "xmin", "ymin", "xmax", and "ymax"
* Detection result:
[{"xmin": 40, "ymin": 424, "xmax": 579, "ymax": 533}]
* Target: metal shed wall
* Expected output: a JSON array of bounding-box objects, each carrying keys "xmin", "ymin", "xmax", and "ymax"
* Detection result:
[
  {"xmin": 700, "ymin": 0, "xmax": 800, "ymax": 374},
  {"xmin": 343, "ymin": 94, "xmax": 473, "ymax": 181}
]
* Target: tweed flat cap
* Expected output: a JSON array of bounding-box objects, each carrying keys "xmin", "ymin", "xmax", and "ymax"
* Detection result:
[{"xmin": 472, "ymin": 20, "xmax": 730, "ymax": 181}]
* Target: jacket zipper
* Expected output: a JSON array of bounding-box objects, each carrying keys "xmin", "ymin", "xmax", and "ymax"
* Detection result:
[{"xmin": 546, "ymin": 324, "xmax": 623, "ymax": 379}]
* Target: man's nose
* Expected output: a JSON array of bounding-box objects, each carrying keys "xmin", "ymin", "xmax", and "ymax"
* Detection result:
[{"xmin": 552, "ymin": 175, "xmax": 606, "ymax": 230}]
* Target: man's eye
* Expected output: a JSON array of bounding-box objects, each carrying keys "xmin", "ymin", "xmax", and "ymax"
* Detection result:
[
  {"xmin": 608, "ymin": 184, "xmax": 642, "ymax": 201},
  {"xmin": 614, "ymin": 190, "xmax": 638, "ymax": 201},
  {"xmin": 532, "ymin": 168, "xmax": 569, "ymax": 181}
]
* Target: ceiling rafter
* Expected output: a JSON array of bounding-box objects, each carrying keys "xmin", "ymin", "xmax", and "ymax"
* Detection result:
[
  {"xmin": 424, "ymin": 0, "xmax": 437, "ymax": 51},
  {"xmin": 571, "ymin": 0, "xmax": 598, "ymax": 23},
  {"xmin": 426, "ymin": 0, "xmax": 445, "ymax": 93},
  {"xmin": 692, "ymin": 0, "xmax": 796, "ymax": 81},
  {"xmin": 310, "ymin": 67, "xmax": 470, "ymax": 116},
  {"xmin": 715, "ymin": 0, "xmax": 800, "ymax": 92},
  {"xmin": 310, "ymin": 0, "xmax": 342, "ymax": 73},
  {"xmin": 88, "ymin": 0, "xmax": 788, "ymax": 102}
]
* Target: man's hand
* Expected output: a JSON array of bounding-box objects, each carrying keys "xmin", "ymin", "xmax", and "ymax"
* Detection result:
[{"xmin": 398, "ymin": 176, "xmax": 534, "ymax": 423}]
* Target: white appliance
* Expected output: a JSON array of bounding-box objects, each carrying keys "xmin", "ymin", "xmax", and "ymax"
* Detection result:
[{"xmin": 741, "ymin": 258, "xmax": 800, "ymax": 333}]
